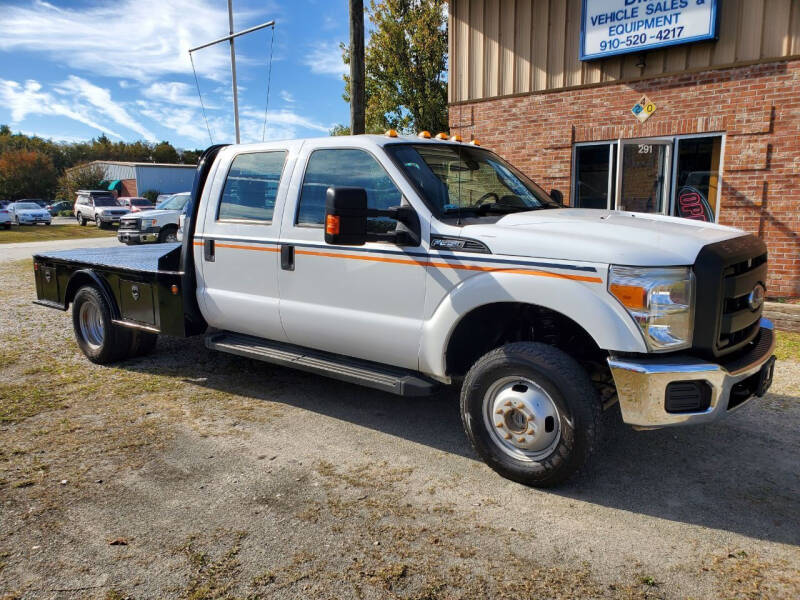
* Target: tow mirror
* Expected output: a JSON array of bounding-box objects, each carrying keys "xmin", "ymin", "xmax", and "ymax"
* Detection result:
[
  {"xmin": 549, "ymin": 189, "xmax": 564, "ymax": 205},
  {"xmin": 325, "ymin": 186, "xmax": 368, "ymax": 246}
]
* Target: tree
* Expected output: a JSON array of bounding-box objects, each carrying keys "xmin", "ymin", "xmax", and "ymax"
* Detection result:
[
  {"xmin": 337, "ymin": 0, "xmax": 448, "ymax": 135},
  {"xmin": 329, "ymin": 124, "xmax": 352, "ymax": 136},
  {"xmin": 151, "ymin": 141, "xmax": 180, "ymax": 163},
  {"xmin": 0, "ymin": 150, "xmax": 59, "ymax": 200},
  {"xmin": 57, "ymin": 164, "xmax": 106, "ymax": 202}
]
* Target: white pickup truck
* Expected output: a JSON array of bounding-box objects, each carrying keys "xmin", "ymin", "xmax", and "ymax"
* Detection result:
[
  {"xmin": 31, "ymin": 135, "xmax": 776, "ymax": 486},
  {"xmin": 118, "ymin": 192, "xmax": 191, "ymax": 244}
]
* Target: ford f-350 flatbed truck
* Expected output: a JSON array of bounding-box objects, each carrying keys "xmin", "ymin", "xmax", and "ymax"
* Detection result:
[{"xmin": 32, "ymin": 135, "xmax": 777, "ymax": 486}]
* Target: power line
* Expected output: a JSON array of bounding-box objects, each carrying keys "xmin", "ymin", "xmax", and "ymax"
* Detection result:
[
  {"xmin": 262, "ymin": 24, "xmax": 276, "ymax": 142},
  {"xmin": 189, "ymin": 52, "xmax": 214, "ymax": 144}
]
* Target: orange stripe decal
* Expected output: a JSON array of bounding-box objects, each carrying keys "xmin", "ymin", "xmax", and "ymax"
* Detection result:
[
  {"xmin": 295, "ymin": 248, "xmax": 602, "ymax": 283},
  {"xmin": 197, "ymin": 240, "xmax": 601, "ymax": 283},
  {"xmin": 216, "ymin": 242, "xmax": 279, "ymax": 252}
]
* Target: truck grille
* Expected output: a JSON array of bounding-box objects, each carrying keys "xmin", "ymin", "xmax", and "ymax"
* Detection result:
[
  {"xmin": 119, "ymin": 220, "xmax": 138, "ymax": 231},
  {"xmin": 693, "ymin": 235, "xmax": 768, "ymax": 359}
]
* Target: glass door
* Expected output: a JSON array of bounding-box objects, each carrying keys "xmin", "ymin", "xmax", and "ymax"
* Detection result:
[{"xmin": 615, "ymin": 139, "xmax": 671, "ymax": 214}]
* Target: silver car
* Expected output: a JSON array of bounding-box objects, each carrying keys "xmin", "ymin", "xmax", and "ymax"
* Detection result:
[{"xmin": 8, "ymin": 201, "xmax": 52, "ymax": 226}]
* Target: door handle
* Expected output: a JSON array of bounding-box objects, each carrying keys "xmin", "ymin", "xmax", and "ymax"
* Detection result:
[
  {"xmin": 204, "ymin": 239, "xmax": 215, "ymax": 262},
  {"xmin": 281, "ymin": 244, "xmax": 294, "ymax": 271}
]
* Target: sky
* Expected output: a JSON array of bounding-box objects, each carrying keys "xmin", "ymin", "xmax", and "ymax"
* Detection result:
[{"xmin": 0, "ymin": 0, "xmax": 352, "ymax": 149}]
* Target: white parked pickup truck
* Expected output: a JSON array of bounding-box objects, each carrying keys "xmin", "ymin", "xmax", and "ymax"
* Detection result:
[
  {"xmin": 31, "ymin": 135, "xmax": 776, "ymax": 486},
  {"xmin": 118, "ymin": 192, "xmax": 191, "ymax": 244}
]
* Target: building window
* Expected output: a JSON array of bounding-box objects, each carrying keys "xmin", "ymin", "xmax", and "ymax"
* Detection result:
[{"xmin": 571, "ymin": 135, "xmax": 722, "ymax": 221}]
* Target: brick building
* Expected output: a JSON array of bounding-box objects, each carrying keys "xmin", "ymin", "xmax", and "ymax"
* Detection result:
[{"xmin": 448, "ymin": 0, "xmax": 800, "ymax": 297}]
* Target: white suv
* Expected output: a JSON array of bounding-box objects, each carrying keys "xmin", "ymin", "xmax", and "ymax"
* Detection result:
[{"xmin": 74, "ymin": 190, "xmax": 129, "ymax": 228}]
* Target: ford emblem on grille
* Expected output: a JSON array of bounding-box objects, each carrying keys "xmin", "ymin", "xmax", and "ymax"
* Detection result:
[
  {"xmin": 748, "ymin": 283, "xmax": 765, "ymax": 311},
  {"xmin": 131, "ymin": 285, "xmax": 140, "ymax": 301}
]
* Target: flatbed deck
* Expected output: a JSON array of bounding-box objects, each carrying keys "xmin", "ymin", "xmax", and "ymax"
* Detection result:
[
  {"xmin": 33, "ymin": 242, "xmax": 182, "ymax": 274},
  {"xmin": 32, "ymin": 242, "xmax": 194, "ymax": 337}
]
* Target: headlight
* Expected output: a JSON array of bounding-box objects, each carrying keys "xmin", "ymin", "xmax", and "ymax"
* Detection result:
[
  {"xmin": 140, "ymin": 218, "xmax": 157, "ymax": 228},
  {"xmin": 608, "ymin": 265, "xmax": 694, "ymax": 352}
]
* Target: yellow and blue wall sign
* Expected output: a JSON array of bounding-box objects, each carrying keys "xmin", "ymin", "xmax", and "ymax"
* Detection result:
[{"xmin": 580, "ymin": 0, "xmax": 719, "ymax": 61}]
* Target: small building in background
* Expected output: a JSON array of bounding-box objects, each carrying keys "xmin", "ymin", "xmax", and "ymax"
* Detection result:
[
  {"xmin": 448, "ymin": 0, "xmax": 800, "ymax": 298},
  {"xmin": 71, "ymin": 161, "xmax": 196, "ymax": 197}
]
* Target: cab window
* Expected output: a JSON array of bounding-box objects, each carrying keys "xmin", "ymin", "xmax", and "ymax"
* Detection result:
[
  {"xmin": 218, "ymin": 151, "xmax": 287, "ymax": 223},
  {"xmin": 296, "ymin": 148, "xmax": 402, "ymax": 234}
]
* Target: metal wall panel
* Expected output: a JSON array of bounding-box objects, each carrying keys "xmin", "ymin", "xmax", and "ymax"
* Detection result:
[
  {"xmin": 449, "ymin": 0, "xmax": 800, "ymax": 103},
  {"xmin": 134, "ymin": 166, "xmax": 196, "ymax": 195}
]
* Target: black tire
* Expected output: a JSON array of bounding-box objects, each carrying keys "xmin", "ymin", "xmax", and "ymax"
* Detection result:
[
  {"xmin": 2, "ymin": 223, "xmax": 9, "ymax": 230},
  {"xmin": 72, "ymin": 285, "xmax": 132, "ymax": 364},
  {"xmin": 96, "ymin": 217, "xmax": 105, "ymax": 229},
  {"xmin": 14, "ymin": 216, "xmax": 20, "ymax": 226},
  {"xmin": 78, "ymin": 213, "xmax": 86, "ymax": 226},
  {"xmin": 460, "ymin": 342, "xmax": 600, "ymax": 488},
  {"xmin": 158, "ymin": 226, "xmax": 178, "ymax": 243},
  {"xmin": 129, "ymin": 330, "xmax": 158, "ymax": 357}
]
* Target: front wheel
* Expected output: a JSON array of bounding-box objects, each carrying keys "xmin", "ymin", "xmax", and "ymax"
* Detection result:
[
  {"xmin": 158, "ymin": 227, "xmax": 178, "ymax": 243},
  {"xmin": 460, "ymin": 342, "xmax": 600, "ymax": 487},
  {"xmin": 72, "ymin": 285, "xmax": 132, "ymax": 364}
]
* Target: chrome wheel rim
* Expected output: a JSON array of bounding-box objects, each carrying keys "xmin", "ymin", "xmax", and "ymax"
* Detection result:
[
  {"xmin": 483, "ymin": 376, "xmax": 562, "ymax": 462},
  {"xmin": 78, "ymin": 300, "xmax": 104, "ymax": 349},
  {"xmin": 163, "ymin": 231, "xmax": 177, "ymax": 242}
]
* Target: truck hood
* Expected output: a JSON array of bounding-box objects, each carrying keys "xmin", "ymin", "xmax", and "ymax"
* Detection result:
[
  {"xmin": 121, "ymin": 209, "xmax": 179, "ymax": 221},
  {"xmin": 460, "ymin": 209, "xmax": 745, "ymax": 266}
]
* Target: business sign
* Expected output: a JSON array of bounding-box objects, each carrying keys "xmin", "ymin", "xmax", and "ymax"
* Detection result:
[{"xmin": 580, "ymin": 0, "xmax": 719, "ymax": 61}]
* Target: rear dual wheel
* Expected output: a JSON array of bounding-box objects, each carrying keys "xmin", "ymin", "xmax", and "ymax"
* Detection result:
[
  {"xmin": 460, "ymin": 342, "xmax": 600, "ymax": 487},
  {"xmin": 72, "ymin": 285, "xmax": 158, "ymax": 364}
]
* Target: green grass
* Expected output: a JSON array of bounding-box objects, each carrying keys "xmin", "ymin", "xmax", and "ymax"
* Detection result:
[
  {"xmin": 0, "ymin": 223, "xmax": 116, "ymax": 244},
  {"xmin": 775, "ymin": 330, "xmax": 800, "ymax": 362}
]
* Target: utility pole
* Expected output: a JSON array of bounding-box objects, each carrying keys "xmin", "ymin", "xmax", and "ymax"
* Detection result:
[
  {"xmin": 188, "ymin": 8, "xmax": 274, "ymax": 144},
  {"xmin": 228, "ymin": 0, "xmax": 240, "ymax": 143},
  {"xmin": 349, "ymin": 0, "xmax": 365, "ymax": 135}
]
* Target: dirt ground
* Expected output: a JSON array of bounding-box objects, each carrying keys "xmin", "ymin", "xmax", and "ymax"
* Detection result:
[{"xmin": 0, "ymin": 258, "xmax": 798, "ymax": 600}]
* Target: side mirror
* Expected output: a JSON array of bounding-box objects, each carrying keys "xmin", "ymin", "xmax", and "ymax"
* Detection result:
[
  {"xmin": 325, "ymin": 186, "xmax": 368, "ymax": 246},
  {"xmin": 549, "ymin": 189, "xmax": 564, "ymax": 205}
]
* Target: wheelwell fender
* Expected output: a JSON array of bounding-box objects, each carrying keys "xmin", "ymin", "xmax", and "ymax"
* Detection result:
[
  {"xmin": 419, "ymin": 270, "xmax": 646, "ymax": 378},
  {"xmin": 65, "ymin": 270, "xmax": 121, "ymax": 320}
]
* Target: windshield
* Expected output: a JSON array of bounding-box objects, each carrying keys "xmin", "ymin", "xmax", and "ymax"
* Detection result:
[
  {"xmin": 160, "ymin": 193, "xmax": 190, "ymax": 211},
  {"xmin": 94, "ymin": 197, "xmax": 118, "ymax": 207},
  {"xmin": 15, "ymin": 202, "xmax": 42, "ymax": 210},
  {"xmin": 386, "ymin": 143, "xmax": 558, "ymax": 218}
]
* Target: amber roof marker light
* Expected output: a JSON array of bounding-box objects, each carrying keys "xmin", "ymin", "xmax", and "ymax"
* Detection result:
[
  {"xmin": 435, "ymin": 132, "xmax": 449, "ymax": 140},
  {"xmin": 417, "ymin": 130, "xmax": 431, "ymax": 139},
  {"xmin": 469, "ymin": 139, "xmax": 481, "ymax": 146},
  {"xmin": 450, "ymin": 134, "xmax": 462, "ymax": 142},
  {"xmin": 384, "ymin": 129, "xmax": 398, "ymax": 137}
]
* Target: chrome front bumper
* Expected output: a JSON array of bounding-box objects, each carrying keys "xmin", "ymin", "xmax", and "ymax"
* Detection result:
[{"xmin": 608, "ymin": 319, "xmax": 776, "ymax": 428}]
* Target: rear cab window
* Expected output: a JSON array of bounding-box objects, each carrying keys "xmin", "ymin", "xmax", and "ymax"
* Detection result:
[{"xmin": 218, "ymin": 151, "xmax": 288, "ymax": 223}]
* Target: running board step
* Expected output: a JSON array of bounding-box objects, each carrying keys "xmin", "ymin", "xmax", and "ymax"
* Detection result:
[{"xmin": 205, "ymin": 331, "xmax": 438, "ymax": 397}]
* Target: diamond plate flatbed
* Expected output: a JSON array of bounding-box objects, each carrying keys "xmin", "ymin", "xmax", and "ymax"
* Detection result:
[{"xmin": 33, "ymin": 243, "xmax": 182, "ymax": 274}]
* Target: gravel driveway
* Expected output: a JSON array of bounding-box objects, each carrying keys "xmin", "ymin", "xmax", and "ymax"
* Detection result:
[{"xmin": 0, "ymin": 258, "xmax": 798, "ymax": 599}]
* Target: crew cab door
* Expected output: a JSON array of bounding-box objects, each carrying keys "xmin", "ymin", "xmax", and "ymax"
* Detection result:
[
  {"xmin": 277, "ymin": 143, "xmax": 427, "ymax": 370},
  {"xmin": 195, "ymin": 144, "xmax": 298, "ymax": 341}
]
